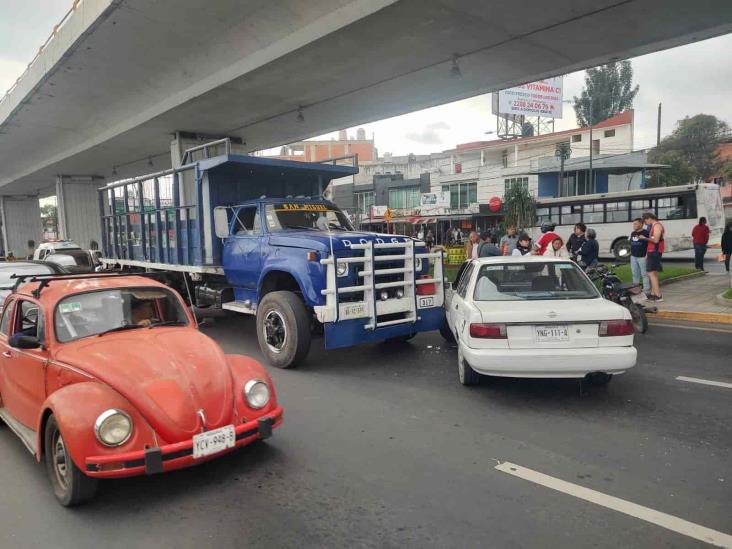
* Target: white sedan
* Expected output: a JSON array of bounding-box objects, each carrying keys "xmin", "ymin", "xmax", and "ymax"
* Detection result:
[{"xmin": 442, "ymin": 256, "xmax": 637, "ymax": 386}]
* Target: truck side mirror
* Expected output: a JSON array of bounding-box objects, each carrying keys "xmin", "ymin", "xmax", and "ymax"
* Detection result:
[{"xmin": 214, "ymin": 207, "xmax": 230, "ymax": 238}]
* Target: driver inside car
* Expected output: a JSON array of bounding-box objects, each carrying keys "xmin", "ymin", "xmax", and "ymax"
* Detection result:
[{"xmin": 131, "ymin": 299, "xmax": 156, "ymax": 327}]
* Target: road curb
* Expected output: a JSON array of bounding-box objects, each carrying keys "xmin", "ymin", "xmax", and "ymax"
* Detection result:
[
  {"xmin": 659, "ymin": 271, "xmax": 705, "ymax": 286},
  {"xmin": 647, "ymin": 309, "xmax": 732, "ymax": 324},
  {"xmin": 715, "ymin": 292, "xmax": 732, "ymax": 308}
]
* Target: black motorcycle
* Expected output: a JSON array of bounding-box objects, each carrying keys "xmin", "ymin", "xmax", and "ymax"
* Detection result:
[{"xmin": 587, "ymin": 263, "xmax": 652, "ymax": 334}]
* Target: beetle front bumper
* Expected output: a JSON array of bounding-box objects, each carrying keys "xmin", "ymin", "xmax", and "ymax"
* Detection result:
[{"xmin": 84, "ymin": 406, "xmax": 283, "ymax": 478}]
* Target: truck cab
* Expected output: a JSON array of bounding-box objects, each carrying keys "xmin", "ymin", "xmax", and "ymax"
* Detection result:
[{"xmin": 99, "ymin": 146, "xmax": 444, "ymax": 369}]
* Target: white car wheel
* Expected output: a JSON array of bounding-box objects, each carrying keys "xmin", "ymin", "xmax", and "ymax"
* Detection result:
[{"xmin": 457, "ymin": 346, "xmax": 481, "ymax": 386}]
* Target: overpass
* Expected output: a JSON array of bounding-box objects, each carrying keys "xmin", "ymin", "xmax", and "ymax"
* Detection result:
[{"xmin": 1, "ymin": 0, "xmax": 731, "ymax": 252}]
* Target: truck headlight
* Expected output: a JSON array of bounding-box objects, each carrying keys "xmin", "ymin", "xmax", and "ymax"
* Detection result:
[
  {"xmin": 414, "ymin": 258, "xmax": 423, "ymax": 271},
  {"xmin": 94, "ymin": 409, "xmax": 133, "ymax": 447},
  {"xmin": 336, "ymin": 262, "xmax": 349, "ymax": 277},
  {"xmin": 244, "ymin": 380, "xmax": 270, "ymax": 409}
]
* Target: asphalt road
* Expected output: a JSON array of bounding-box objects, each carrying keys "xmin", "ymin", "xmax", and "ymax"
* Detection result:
[{"xmin": 0, "ymin": 317, "xmax": 730, "ymax": 549}]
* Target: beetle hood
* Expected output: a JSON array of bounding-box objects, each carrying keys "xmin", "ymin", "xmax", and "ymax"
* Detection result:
[{"xmin": 53, "ymin": 329, "xmax": 234, "ymax": 443}]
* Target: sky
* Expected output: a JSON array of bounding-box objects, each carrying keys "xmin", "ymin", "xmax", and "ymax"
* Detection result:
[{"xmin": 1, "ymin": 2, "xmax": 731, "ymax": 157}]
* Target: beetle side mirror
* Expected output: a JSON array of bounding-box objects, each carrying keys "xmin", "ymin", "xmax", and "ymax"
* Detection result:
[{"xmin": 9, "ymin": 333, "xmax": 42, "ymax": 350}]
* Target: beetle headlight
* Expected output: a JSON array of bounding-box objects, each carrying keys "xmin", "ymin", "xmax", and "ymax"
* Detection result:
[
  {"xmin": 415, "ymin": 257, "xmax": 423, "ymax": 271},
  {"xmin": 244, "ymin": 380, "xmax": 270, "ymax": 409},
  {"xmin": 94, "ymin": 409, "xmax": 133, "ymax": 447},
  {"xmin": 336, "ymin": 262, "xmax": 349, "ymax": 277}
]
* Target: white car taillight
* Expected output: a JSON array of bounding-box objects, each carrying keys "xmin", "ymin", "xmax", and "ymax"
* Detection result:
[
  {"xmin": 469, "ymin": 323, "xmax": 507, "ymax": 339},
  {"xmin": 599, "ymin": 319, "xmax": 634, "ymax": 336}
]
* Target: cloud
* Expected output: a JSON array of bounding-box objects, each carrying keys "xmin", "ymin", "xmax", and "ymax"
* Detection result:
[
  {"xmin": 0, "ymin": 58, "xmax": 28, "ymax": 96},
  {"xmin": 405, "ymin": 121, "xmax": 451, "ymax": 145}
]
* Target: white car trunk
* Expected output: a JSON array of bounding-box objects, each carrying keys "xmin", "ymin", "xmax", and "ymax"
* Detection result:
[{"xmin": 473, "ymin": 298, "xmax": 625, "ymax": 349}]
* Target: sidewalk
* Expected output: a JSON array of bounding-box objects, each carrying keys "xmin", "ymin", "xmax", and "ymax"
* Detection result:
[{"xmin": 649, "ymin": 272, "xmax": 732, "ymax": 324}]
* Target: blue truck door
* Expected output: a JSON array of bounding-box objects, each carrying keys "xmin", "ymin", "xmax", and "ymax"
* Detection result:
[{"xmin": 223, "ymin": 205, "xmax": 263, "ymax": 291}]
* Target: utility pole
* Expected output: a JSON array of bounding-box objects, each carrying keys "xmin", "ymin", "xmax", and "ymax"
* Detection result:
[
  {"xmin": 656, "ymin": 102, "xmax": 662, "ymax": 146},
  {"xmin": 555, "ymin": 142, "xmax": 572, "ymax": 196},
  {"xmin": 588, "ymin": 99, "xmax": 593, "ymax": 193}
]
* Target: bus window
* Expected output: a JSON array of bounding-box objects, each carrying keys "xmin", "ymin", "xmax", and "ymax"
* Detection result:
[
  {"xmin": 631, "ymin": 199, "xmax": 653, "ymax": 220},
  {"xmin": 606, "ymin": 201, "xmax": 629, "ymax": 223},
  {"xmin": 537, "ymin": 207, "xmax": 558, "ymax": 225},
  {"xmin": 658, "ymin": 197, "xmax": 681, "ymax": 220},
  {"xmin": 583, "ymin": 203, "xmax": 604, "ymax": 223},
  {"xmin": 560, "ymin": 205, "xmax": 581, "ymax": 225}
]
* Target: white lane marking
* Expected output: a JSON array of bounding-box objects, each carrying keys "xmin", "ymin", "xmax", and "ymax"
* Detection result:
[
  {"xmin": 648, "ymin": 322, "xmax": 732, "ymax": 334},
  {"xmin": 676, "ymin": 376, "xmax": 732, "ymax": 390},
  {"xmin": 495, "ymin": 462, "xmax": 732, "ymax": 548}
]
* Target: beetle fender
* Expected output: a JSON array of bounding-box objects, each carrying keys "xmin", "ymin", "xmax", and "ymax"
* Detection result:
[
  {"xmin": 226, "ymin": 354, "xmax": 279, "ymax": 419},
  {"xmin": 37, "ymin": 382, "xmax": 157, "ymax": 468}
]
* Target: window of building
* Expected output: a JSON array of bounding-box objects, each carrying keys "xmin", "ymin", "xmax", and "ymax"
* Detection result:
[
  {"xmin": 354, "ymin": 191, "xmax": 375, "ymax": 214},
  {"xmin": 605, "ymin": 201, "xmax": 629, "ymax": 223},
  {"xmin": 388, "ymin": 186, "xmax": 421, "ymax": 209},
  {"xmin": 560, "ymin": 204, "xmax": 582, "ymax": 225},
  {"xmin": 583, "ymin": 203, "xmax": 604, "ymax": 223},
  {"xmin": 572, "ymin": 134, "xmax": 582, "ymax": 143},
  {"xmin": 441, "ymin": 182, "xmax": 477, "ymax": 209},
  {"xmin": 536, "ymin": 206, "xmax": 559, "ymax": 225},
  {"xmin": 504, "ymin": 177, "xmax": 528, "ymax": 194},
  {"xmin": 502, "ymin": 151, "xmax": 508, "ymax": 168},
  {"xmin": 604, "ymin": 129, "xmax": 615, "ymax": 138},
  {"xmin": 592, "ymin": 139, "xmax": 600, "ymax": 155}
]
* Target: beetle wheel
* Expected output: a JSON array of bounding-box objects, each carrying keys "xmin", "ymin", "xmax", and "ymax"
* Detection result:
[{"xmin": 44, "ymin": 415, "xmax": 98, "ymax": 506}]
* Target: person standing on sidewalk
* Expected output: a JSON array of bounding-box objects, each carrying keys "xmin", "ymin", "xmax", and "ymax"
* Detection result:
[
  {"xmin": 566, "ymin": 223, "xmax": 586, "ymax": 260},
  {"xmin": 629, "ymin": 218, "xmax": 650, "ymax": 295},
  {"xmin": 577, "ymin": 228, "xmax": 599, "ymax": 269},
  {"xmin": 465, "ymin": 231, "xmax": 480, "ymax": 260},
  {"xmin": 640, "ymin": 212, "xmax": 665, "ymax": 302},
  {"xmin": 722, "ymin": 221, "xmax": 732, "ymax": 273},
  {"xmin": 691, "ymin": 217, "xmax": 710, "ymax": 271},
  {"xmin": 500, "ymin": 225, "xmax": 519, "ymax": 255}
]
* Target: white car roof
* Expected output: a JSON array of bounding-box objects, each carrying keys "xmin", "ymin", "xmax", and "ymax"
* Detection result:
[{"xmin": 470, "ymin": 255, "xmax": 573, "ymax": 265}]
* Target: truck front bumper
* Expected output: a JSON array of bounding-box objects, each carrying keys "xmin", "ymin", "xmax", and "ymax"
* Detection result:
[{"xmin": 323, "ymin": 306, "xmax": 444, "ymax": 349}]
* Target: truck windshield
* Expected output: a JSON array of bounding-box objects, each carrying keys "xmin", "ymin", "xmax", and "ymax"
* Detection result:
[
  {"xmin": 55, "ymin": 287, "xmax": 189, "ymax": 342},
  {"xmin": 266, "ymin": 203, "xmax": 354, "ymax": 232}
]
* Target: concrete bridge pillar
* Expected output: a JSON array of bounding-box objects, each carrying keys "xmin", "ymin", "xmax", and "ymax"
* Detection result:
[
  {"xmin": 0, "ymin": 195, "xmax": 42, "ymax": 258},
  {"xmin": 56, "ymin": 175, "xmax": 104, "ymax": 250}
]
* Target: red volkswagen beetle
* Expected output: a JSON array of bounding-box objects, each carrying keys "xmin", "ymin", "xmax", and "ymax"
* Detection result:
[{"xmin": 0, "ymin": 273, "xmax": 283, "ymax": 506}]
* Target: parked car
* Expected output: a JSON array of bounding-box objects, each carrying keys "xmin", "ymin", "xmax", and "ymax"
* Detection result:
[
  {"xmin": 32, "ymin": 240, "xmax": 83, "ymax": 260},
  {"xmin": 442, "ymin": 256, "xmax": 637, "ymax": 386},
  {"xmin": 43, "ymin": 248, "xmax": 99, "ymax": 273},
  {"xmin": 0, "ymin": 273, "xmax": 283, "ymax": 506},
  {"xmin": 0, "ymin": 260, "xmax": 68, "ymax": 310}
]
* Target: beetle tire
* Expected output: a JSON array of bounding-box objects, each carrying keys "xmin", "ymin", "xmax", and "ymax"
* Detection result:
[
  {"xmin": 457, "ymin": 347, "xmax": 481, "ymax": 386},
  {"xmin": 44, "ymin": 415, "xmax": 98, "ymax": 506},
  {"xmin": 256, "ymin": 291, "xmax": 311, "ymax": 369}
]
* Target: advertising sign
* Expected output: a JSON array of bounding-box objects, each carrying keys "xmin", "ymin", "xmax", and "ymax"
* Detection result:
[
  {"xmin": 370, "ymin": 205, "xmax": 388, "ymax": 218},
  {"xmin": 496, "ymin": 77, "xmax": 563, "ymax": 118},
  {"xmin": 420, "ymin": 191, "xmax": 450, "ymax": 215}
]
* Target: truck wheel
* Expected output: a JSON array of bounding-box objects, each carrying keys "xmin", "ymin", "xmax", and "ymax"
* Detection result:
[
  {"xmin": 256, "ymin": 291, "xmax": 311, "ymax": 369},
  {"xmin": 44, "ymin": 415, "xmax": 98, "ymax": 506}
]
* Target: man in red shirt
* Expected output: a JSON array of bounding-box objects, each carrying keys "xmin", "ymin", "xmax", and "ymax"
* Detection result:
[
  {"xmin": 534, "ymin": 222, "xmax": 560, "ymax": 255},
  {"xmin": 691, "ymin": 217, "xmax": 710, "ymax": 270}
]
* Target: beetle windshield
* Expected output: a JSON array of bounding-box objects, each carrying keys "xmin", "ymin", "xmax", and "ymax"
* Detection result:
[
  {"xmin": 55, "ymin": 287, "xmax": 189, "ymax": 342},
  {"xmin": 473, "ymin": 261, "xmax": 600, "ymax": 301},
  {"xmin": 266, "ymin": 203, "xmax": 354, "ymax": 231}
]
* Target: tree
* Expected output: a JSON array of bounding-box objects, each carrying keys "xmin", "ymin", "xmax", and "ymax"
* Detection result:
[
  {"xmin": 503, "ymin": 182, "xmax": 536, "ymax": 231},
  {"xmin": 648, "ymin": 114, "xmax": 729, "ymax": 184},
  {"xmin": 646, "ymin": 150, "xmax": 694, "ymax": 187},
  {"xmin": 573, "ymin": 61, "xmax": 638, "ymax": 126},
  {"xmin": 40, "ymin": 203, "xmax": 57, "ymax": 219}
]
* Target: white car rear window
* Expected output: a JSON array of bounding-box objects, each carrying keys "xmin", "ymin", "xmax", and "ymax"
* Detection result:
[{"xmin": 473, "ymin": 262, "xmax": 599, "ymax": 301}]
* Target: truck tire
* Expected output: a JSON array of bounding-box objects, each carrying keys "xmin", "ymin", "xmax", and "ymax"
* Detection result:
[{"xmin": 256, "ymin": 291, "xmax": 311, "ymax": 369}]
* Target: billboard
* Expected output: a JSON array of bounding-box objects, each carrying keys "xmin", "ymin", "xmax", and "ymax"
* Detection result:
[
  {"xmin": 495, "ymin": 77, "xmax": 563, "ymax": 118},
  {"xmin": 420, "ymin": 191, "xmax": 449, "ymax": 215}
]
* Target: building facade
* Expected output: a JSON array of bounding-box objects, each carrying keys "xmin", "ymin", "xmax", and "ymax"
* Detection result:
[{"xmin": 329, "ymin": 111, "xmax": 650, "ymax": 238}]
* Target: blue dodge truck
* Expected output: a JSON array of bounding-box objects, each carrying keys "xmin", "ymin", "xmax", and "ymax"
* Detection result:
[{"xmin": 99, "ymin": 141, "xmax": 445, "ymax": 368}]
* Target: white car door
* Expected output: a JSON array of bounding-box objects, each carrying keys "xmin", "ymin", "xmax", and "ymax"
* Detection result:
[{"xmin": 448, "ymin": 261, "xmax": 475, "ymax": 340}]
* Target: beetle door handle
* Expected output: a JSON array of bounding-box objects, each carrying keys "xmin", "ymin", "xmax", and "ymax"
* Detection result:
[{"xmin": 2, "ymin": 351, "xmax": 11, "ymax": 358}]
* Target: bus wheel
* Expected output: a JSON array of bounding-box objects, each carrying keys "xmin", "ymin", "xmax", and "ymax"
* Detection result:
[{"xmin": 612, "ymin": 239, "xmax": 631, "ymax": 261}]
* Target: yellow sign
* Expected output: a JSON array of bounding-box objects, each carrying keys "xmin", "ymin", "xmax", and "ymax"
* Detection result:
[
  {"xmin": 276, "ymin": 203, "xmax": 330, "ymax": 212},
  {"xmin": 384, "ymin": 208, "xmax": 393, "ymax": 221}
]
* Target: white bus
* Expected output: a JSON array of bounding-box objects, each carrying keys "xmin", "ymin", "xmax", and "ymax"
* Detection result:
[{"xmin": 533, "ymin": 183, "xmax": 725, "ymax": 259}]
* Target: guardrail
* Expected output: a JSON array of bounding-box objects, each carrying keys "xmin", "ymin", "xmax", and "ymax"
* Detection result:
[{"xmin": 1, "ymin": 0, "xmax": 84, "ymax": 106}]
